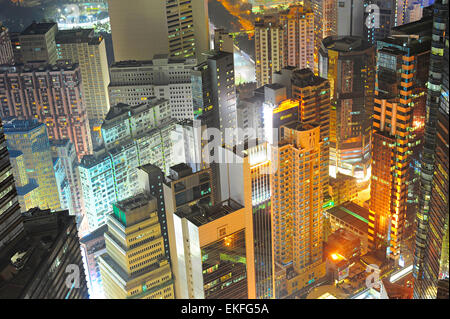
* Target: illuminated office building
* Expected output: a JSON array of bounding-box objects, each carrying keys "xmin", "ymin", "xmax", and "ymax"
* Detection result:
[
  {"xmin": 7, "ymin": 150, "xmax": 39, "ymax": 212},
  {"xmin": 270, "ymin": 122, "xmax": 326, "ymax": 298},
  {"xmin": 108, "ymin": 0, "xmax": 209, "ymax": 61},
  {"xmin": 291, "ymin": 69, "xmax": 331, "ymax": 205},
  {"xmin": 319, "ymin": 36, "xmax": 375, "ymax": 182},
  {"xmin": 0, "ymin": 25, "xmax": 14, "ymax": 65},
  {"xmin": 108, "ymin": 55, "xmax": 196, "ymax": 121},
  {"xmin": 0, "ymin": 63, "xmax": 93, "ymax": 160},
  {"xmin": 414, "ymin": 0, "xmax": 449, "ymax": 298},
  {"xmin": 192, "ymin": 51, "xmax": 238, "ymax": 141},
  {"xmin": 99, "ymin": 192, "xmax": 175, "ymax": 299},
  {"xmin": 18, "ymin": 22, "xmax": 58, "ymax": 65},
  {"xmin": 0, "ymin": 119, "xmax": 24, "ymax": 250},
  {"xmin": 56, "ymin": 29, "xmax": 110, "ymax": 122},
  {"xmin": 364, "ymin": 0, "xmax": 397, "ymax": 45},
  {"xmin": 166, "ymin": 160, "xmax": 255, "ymax": 299},
  {"xmin": 369, "ymin": 17, "xmax": 433, "ymax": 260},
  {"xmin": 254, "ymin": 18, "xmax": 284, "ymax": 87},
  {"xmin": 279, "ymin": 5, "xmax": 315, "ymax": 72},
  {"xmin": 244, "ymin": 141, "xmax": 273, "ymax": 299},
  {"xmin": 4, "ymin": 119, "xmax": 61, "ymax": 212}
]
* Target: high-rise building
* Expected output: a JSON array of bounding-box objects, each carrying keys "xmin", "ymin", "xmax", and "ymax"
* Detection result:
[
  {"xmin": 108, "ymin": 55, "xmax": 196, "ymax": 121},
  {"xmin": 369, "ymin": 17, "xmax": 433, "ymax": 260},
  {"xmin": 364, "ymin": 0, "xmax": 397, "ymax": 45},
  {"xmin": 4, "ymin": 119, "xmax": 61, "ymax": 212},
  {"xmin": 7, "ymin": 150, "xmax": 39, "ymax": 212},
  {"xmin": 291, "ymin": 69, "xmax": 331, "ymax": 205},
  {"xmin": 270, "ymin": 122, "xmax": 326, "ymax": 298},
  {"xmin": 50, "ymin": 139, "xmax": 85, "ymax": 229},
  {"xmin": 0, "ymin": 208, "xmax": 89, "ymax": 299},
  {"xmin": 56, "ymin": 29, "xmax": 110, "ymax": 122},
  {"xmin": 414, "ymin": 0, "xmax": 449, "ymax": 298},
  {"xmin": 108, "ymin": 0, "xmax": 209, "ymax": 61},
  {"xmin": 337, "ymin": 0, "xmax": 365, "ymax": 38},
  {"xmin": 79, "ymin": 102, "xmax": 177, "ymax": 232},
  {"xmin": 319, "ymin": 36, "xmax": 375, "ymax": 183},
  {"xmin": 279, "ymin": 5, "xmax": 315, "ymax": 71},
  {"xmin": 53, "ymin": 156, "xmax": 73, "ymax": 215},
  {"xmin": 192, "ymin": 51, "xmax": 238, "ymax": 143},
  {"xmin": 0, "ymin": 25, "xmax": 14, "ymax": 65},
  {"xmin": 254, "ymin": 18, "xmax": 284, "ymax": 87},
  {"xmin": 245, "ymin": 141, "xmax": 273, "ymax": 299},
  {"xmin": 18, "ymin": 22, "xmax": 58, "ymax": 65},
  {"xmin": 0, "ymin": 119, "xmax": 24, "ymax": 250},
  {"xmin": 165, "ymin": 159, "xmax": 255, "ymax": 299},
  {"xmin": 99, "ymin": 192, "xmax": 175, "ymax": 299},
  {"xmin": 0, "ymin": 63, "xmax": 93, "ymax": 160},
  {"xmin": 214, "ymin": 28, "xmax": 234, "ymax": 54}
]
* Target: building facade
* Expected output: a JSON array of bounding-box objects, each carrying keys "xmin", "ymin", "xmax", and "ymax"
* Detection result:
[
  {"xmin": 0, "ymin": 63, "xmax": 93, "ymax": 160},
  {"xmin": 56, "ymin": 29, "xmax": 111, "ymax": 122},
  {"xmin": 99, "ymin": 192, "xmax": 175, "ymax": 299},
  {"xmin": 108, "ymin": 0, "xmax": 209, "ymax": 61}
]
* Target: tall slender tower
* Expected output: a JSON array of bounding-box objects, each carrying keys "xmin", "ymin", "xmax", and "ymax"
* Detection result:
[
  {"xmin": 0, "ymin": 25, "xmax": 14, "ymax": 65},
  {"xmin": 108, "ymin": 0, "xmax": 210, "ymax": 61},
  {"xmin": 271, "ymin": 122, "xmax": 326, "ymax": 298},
  {"xmin": 254, "ymin": 18, "xmax": 284, "ymax": 87},
  {"xmin": 413, "ymin": 0, "xmax": 449, "ymax": 299},
  {"xmin": 370, "ymin": 17, "xmax": 433, "ymax": 260},
  {"xmin": 279, "ymin": 5, "xmax": 315, "ymax": 72},
  {"xmin": 319, "ymin": 36, "xmax": 375, "ymax": 183}
]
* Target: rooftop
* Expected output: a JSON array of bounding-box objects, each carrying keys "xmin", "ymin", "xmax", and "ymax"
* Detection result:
[
  {"xmin": 327, "ymin": 201, "xmax": 369, "ymax": 232},
  {"xmin": 291, "ymin": 68, "xmax": 328, "ymax": 87},
  {"xmin": 20, "ymin": 22, "xmax": 57, "ymax": 36},
  {"xmin": 3, "ymin": 118, "xmax": 44, "ymax": 134},
  {"xmin": 56, "ymin": 29, "xmax": 102, "ymax": 45},
  {"xmin": 79, "ymin": 224, "xmax": 108, "ymax": 244},
  {"xmin": 176, "ymin": 198, "xmax": 244, "ymax": 227},
  {"xmin": 114, "ymin": 192, "xmax": 154, "ymax": 214},
  {"xmin": 322, "ymin": 36, "xmax": 372, "ymax": 53}
]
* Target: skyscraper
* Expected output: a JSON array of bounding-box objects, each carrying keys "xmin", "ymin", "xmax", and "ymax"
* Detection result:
[
  {"xmin": 0, "ymin": 208, "xmax": 89, "ymax": 299},
  {"xmin": 99, "ymin": 192, "xmax": 175, "ymax": 299},
  {"xmin": 270, "ymin": 122, "xmax": 326, "ymax": 298},
  {"xmin": 254, "ymin": 17, "xmax": 284, "ymax": 87},
  {"xmin": 165, "ymin": 160, "xmax": 255, "ymax": 299},
  {"xmin": 108, "ymin": 0, "xmax": 210, "ymax": 61},
  {"xmin": 0, "ymin": 119, "xmax": 24, "ymax": 250},
  {"xmin": 192, "ymin": 51, "xmax": 238, "ymax": 143},
  {"xmin": 291, "ymin": 69, "xmax": 331, "ymax": 205},
  {"xmin": 4, "ymin": 119, "xmax": 61, "ymax": 212},
  {"xmin": 0, "ymin": 25, "xmax": 14, "ymax": 65},
  {"xmin": 18, "ymin": 22, "xmax": 58, "ymax": 65},
  {"xmin": 7, "ymin": 150, "xmax": 39, "ymax": 212},
  {"xmin": 56, "ymin": 29, "xmax": 111, "ymax": 123},
  {"xmin": 319, "ymin": 36, "xmax": 375, "ymax": 183},
  {"xmin": 279, "ymin": 5, "xmax": 315, "ymax": 71},
  {"xmin": 414, "ymin": 0, "xmax": 449, "ymax": 298},
  {"xmin": 364, "ymin": 0, "xmax": 397, "ymax": 45},
  {"xmin": 213, "ymin": 28, "xmax": 234, "ymax": 54},
  {"xmin": 0, "ymin": 63, "xmax": 93, "ymax": 160},
  {"xmin": 369, "ymin": 17, "xmax": 433, "ymax": 260}
]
